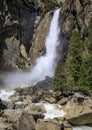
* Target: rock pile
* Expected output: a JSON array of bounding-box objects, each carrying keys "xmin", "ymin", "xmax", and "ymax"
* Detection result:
[{"xmin": 0, "ymin": 85, "xmax": 92, "ymax": 130}]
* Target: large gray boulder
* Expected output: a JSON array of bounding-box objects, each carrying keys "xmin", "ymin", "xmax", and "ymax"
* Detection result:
[{"xmin": 64, "ymin": 93, "xmax": 92, "ymax": 125}]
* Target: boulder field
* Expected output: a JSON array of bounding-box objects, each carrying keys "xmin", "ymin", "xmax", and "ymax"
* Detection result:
[{"xmin": 0, "ymin": 84, "xmax": 92, "ymax": 130}]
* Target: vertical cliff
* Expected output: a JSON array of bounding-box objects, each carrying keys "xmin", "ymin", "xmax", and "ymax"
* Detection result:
[{"xmin": 0, "ymin": 0, "xmax": 60, "ymax": 69}]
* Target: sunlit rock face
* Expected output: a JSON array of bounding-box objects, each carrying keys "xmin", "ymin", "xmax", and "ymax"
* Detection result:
[
  {"xmin": 29, "ymin": 11, "xmax": 52, "ymax": 64},
  {"xmin": 60, "ymin": 0, "xmax": 92, "ymax": 35}
]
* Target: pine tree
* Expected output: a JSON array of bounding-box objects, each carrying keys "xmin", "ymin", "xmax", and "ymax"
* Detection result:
[{"xmin": 65, "ymin": 31, "xmax": 83, "ymax": 89}]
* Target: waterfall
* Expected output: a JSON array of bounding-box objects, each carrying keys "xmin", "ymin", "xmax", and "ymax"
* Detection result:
[{"xmin": 4, "ymin": 9, "xmax": 60, "ymax": 88}]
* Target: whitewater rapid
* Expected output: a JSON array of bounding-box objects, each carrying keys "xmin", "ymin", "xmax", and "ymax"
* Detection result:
[{"xmin": 4, "ymin": 9, "xmax": 61, "ymax": 88}]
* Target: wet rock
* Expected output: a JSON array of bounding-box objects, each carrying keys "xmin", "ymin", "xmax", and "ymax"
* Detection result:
[{"xmin": 25, "ymin": 104, "xmax": 44, "ymax": 121}]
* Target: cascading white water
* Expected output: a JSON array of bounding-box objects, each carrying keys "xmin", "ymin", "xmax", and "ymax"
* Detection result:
[
  {"xmin": 73, "ymin": 126, "xmax": 92, "ymax": 130},
  {"xmin": 4, "ymin": 9, "xmax": 61, "ymax": 87}
]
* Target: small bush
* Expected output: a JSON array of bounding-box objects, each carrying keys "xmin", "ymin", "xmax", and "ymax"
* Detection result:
[{"xmin": 42, "ymin": 1, "xmax": 60, "ymax": 16}]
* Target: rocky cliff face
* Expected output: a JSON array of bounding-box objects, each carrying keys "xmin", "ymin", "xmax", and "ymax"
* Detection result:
[
  {"xmin": 61, "ymin": 0, "xmax": 92, "ymax": 34},
  {"xmin": 0, "ymin": 0, "xmax": 61, "ymax": 70},
  {"xmin": 0, "ymin": 0, "xmax": 92, "ymax": 70},
  {"xmin": 0, "ymin": 0, "xmax": 44, "ymax": 69}
]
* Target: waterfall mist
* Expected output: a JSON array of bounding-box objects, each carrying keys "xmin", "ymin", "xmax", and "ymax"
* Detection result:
[{"xmin": 4, "ymin": 9, "xmax": 61, "ymax": 88}]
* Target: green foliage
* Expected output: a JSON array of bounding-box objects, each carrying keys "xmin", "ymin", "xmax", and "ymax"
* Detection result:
[
  {"xmin": 66, "ymin": 31, "xmax": 83, "ymax": 89},
  {"xmin": 42, "ymin": 1, "xmax": 60, "ymax": 16},
  {"xmin": 78, "ymin": 57, "xmax": 92, "ymax": 93},
  {"xmin": 53, "ymin": 18, "xmax": 92, "ymax": 94},
  {"xmin": 77, "ymin": 18, "xmax": 92, "ymax": 94},
  {"xmin": 16, "ymin": 58, "xmax": 25, "ymax": 68},
  {"xmin": 53, "ymin": 61, "xmax": 67, "ymax": 90}
]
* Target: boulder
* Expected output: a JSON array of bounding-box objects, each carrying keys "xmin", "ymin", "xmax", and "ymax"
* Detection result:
[
  {"xmin": 0, "ymin": 123, "xmax": 13, "ymax": 130},
  {"xmin": 3, "ymin": 109, "xmax": 36, "ymax": 130},
  {"xmin": 3, "ymin": 109, "xmax": 23, "ymax": 123},
  {"xmin": 68, "ymin": 113, "xmax": 92, "ymax": 126},
  {"xmin": 25, "ymin": 104, "xmax": 44, "ymax": 121},
  {"xmin": 64, "ymin": 94, "xmax": 92, "ymax": 125},
  {"xmin": 18, "ymin": 111, "xmax": 36, "ymax": 130},
  {"xmin": 36, "ymin": 122, "xmax": 61, "ymax": 130}
]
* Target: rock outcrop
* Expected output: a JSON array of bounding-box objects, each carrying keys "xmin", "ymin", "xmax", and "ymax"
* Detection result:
[
  {"xmin": 0, "ymin": 0, "xmax": 60, "ymax": 70},
  {"xmin": 61, "ymin": 0, "xmax": 92, "ymax": 34},
  {"xmin": 30, "ymin": 11, "xmax": 52, "ymax": 64}
]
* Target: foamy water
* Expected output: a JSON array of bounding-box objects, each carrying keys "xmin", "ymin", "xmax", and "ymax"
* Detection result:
[
  {"xmin": 44, "ymin": 103, "xmax": 65, "ymax": 119},
  {"xmin": 73, "ymin": 126, "xmax": 92, "ymax": 130},
  {"xmin": 0, "ymin": 90, "xmax": 15, "ymax": 101},
  {"xmin": 35, "ymin": 103, "xmax": 65, "ymax": 119}
]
